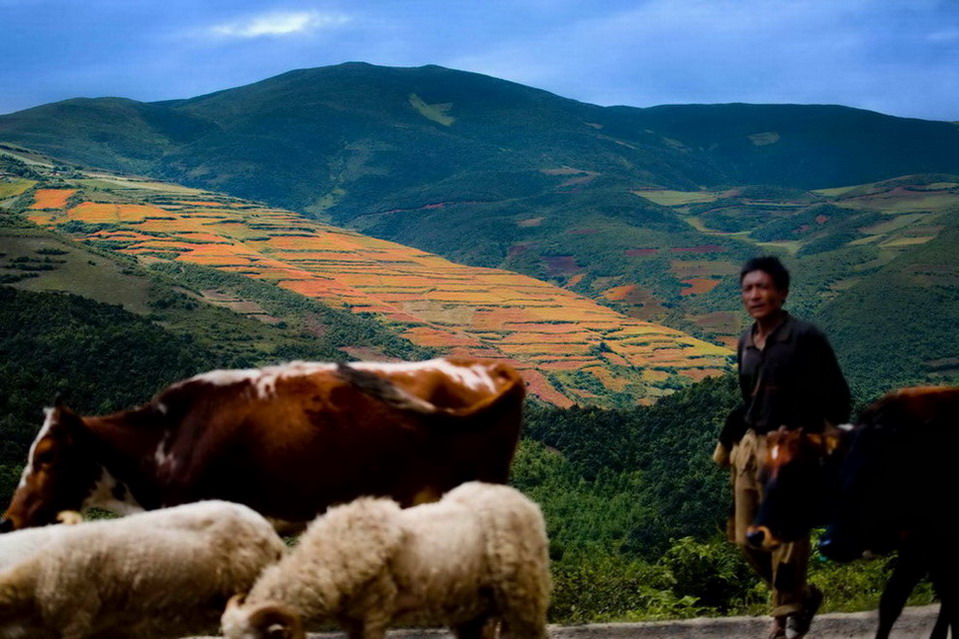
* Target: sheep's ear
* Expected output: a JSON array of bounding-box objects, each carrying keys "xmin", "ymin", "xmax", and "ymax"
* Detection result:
[
  {"xmin": 265, "ymin": 622, "xmax": 293, "ymax": 639},
  {"xmin": 249, "ymin": 604, "xmax": 303, "ymax": 639},
  {"xmin": 226, "ymin": 593, "xmax": 247, "ymax": 610}
]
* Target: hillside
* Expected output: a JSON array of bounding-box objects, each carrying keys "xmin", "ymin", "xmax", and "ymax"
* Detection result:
[
  {"xmin": 1, "ymin": 147, "xmax": 730, "ymax": 407},
  {"xmin": 2, "ymin": 64, "xmax": 958, "ymax": 356},
  {"xmin": 1, "ymin": 145, "xmax": 948, "ymax": 624}
]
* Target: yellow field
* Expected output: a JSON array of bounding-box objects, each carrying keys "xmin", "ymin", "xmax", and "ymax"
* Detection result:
[
  {"xmin": 837, "ymin": 190, "xmax": 959, "ymax": 213},
  {"xmin": 0, "ymin": 180, "xmax": 37, "ymax": 199},
  {"xmin": 880, "ymin": 236, "xmax": 935, "ymax": 247},
  {"xmin": 633, "ymin": 189, "xmax": 721, "ymax": 206}
]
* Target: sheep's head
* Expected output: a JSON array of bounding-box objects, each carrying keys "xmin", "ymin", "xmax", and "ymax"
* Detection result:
[{"xmin": 221, "ymin": 594, "xmax": 304, "ymax": 639}]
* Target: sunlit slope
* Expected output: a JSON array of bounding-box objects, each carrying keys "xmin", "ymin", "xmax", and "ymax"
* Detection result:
[{"xmin": 24, "ymin": 176, "xmax": 730, "ymax": 407}]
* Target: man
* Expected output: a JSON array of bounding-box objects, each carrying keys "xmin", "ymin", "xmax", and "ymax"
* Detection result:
[{"xmin": 718, "ymin": 256, "xmax": 850, "ymax": 639}]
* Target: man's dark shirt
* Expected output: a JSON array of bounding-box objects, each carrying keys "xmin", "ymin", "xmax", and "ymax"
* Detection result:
[{"xmin": 737, "ymin": 312, "xmax": 851, "ymax": 435}]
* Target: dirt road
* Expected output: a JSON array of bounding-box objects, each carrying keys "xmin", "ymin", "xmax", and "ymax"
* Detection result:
[{"xmin": 197, "ymin": 604, "xmax": 939, "ymax": 638}]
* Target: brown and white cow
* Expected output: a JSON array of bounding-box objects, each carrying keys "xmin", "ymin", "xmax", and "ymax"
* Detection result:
[{"xmin": 1, "ymin": 357, "xmax": 525, "ymax": 531}]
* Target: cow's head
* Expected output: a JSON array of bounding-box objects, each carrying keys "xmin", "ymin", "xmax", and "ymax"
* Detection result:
[
  {"xmin": 817, "ymin": 422, "xmax": 903, "ymax": 561},
  {"xmin": 1, "ymin": 405, "xmax": 101, "ymax": 531},
  {"xmin": 820, "ymin": 387, "xmax": 959, "ymax": 561},
  {"xmin": 747, "ymin": 426, "xmax": 846, "ymax": 550}
]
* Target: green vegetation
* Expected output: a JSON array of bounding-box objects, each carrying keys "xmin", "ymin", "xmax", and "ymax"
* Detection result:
[
  {"xmin": 0, "ymin": 286, "xmax": 221, "ymax": 498},
  {"xmin": 514, "ymin": 373, "xmax": 930, "ymax": 622}
]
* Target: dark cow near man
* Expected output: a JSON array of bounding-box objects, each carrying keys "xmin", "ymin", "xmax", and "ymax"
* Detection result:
[
  {"xmin": 751, "ymin": 386, "xmax": 959, "ymax": 639},
  {"xmin": 820, "ymin": 386, "xmax": 959, "ymax": 639},
  {"xmin": 1, "ymin": 357, "xmax": 525, "ymax": 531}
]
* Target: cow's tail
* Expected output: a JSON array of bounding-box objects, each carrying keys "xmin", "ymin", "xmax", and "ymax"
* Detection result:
[{"xmin": 335, "ymin": 363, "xmax": 439, "ymax": 414}]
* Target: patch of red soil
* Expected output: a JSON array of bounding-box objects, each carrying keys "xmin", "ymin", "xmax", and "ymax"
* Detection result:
[
  {"xmin": 543, "ymin": 255, "xmax": 579, "ymax": 275},
  {"xmin": 521, "ymin": 369, "xmax": 575, "ymax": 408},
  {"xmin": 508, "ymin": 243, "xmax": 530, "ymax": 257}
]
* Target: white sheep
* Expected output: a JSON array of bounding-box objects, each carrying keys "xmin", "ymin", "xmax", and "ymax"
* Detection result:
[
  {"xmin": 0, "ymin": 511, "xmax": 86, "ymax": 573},
  {"xmin": 221, "ymin": 481, "xmax": 551, "ymax": 639},
  {"xmin": 0, "ymin": 500, "xmax": 285, "ymax": 639}
]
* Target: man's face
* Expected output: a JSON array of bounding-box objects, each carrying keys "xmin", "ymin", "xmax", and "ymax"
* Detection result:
[{"xmin": 741, "ymin": 270, "xmax": 787, "ymax": 321}]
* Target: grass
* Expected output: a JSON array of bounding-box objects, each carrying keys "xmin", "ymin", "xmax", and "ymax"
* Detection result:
[
  {"xmin": 0, "ymin": 227, "xmax": 154, "ymax": 314},
  {"xmin": 408, "ymin": 93, "xmax": 455, "ymax": 126},
  {"xmin": 633, "ymin": 190, "xmax": 722, "ymax": 206},
  {"xmin": 837, "ymin": 193, "xmax": 959, "ymax": 213}
]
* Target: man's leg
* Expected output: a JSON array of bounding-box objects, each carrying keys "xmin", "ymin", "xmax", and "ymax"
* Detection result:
[
  {"xmin": 732, "ymin": 431, "xmax": 785, "ymax": 638},
  {"xmin": 771, "ymin": 537, "xmax": 821, "ymax": 639}
]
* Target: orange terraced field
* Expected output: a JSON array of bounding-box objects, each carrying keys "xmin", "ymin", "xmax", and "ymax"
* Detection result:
[
  {"xmin": 27, "ymin": 180, "xmax": 733, "ymax": 407},
  {"xmin": 70, "ymin": 202, "xmax": 170, "ymax": 223},
  {"xmin": 680, "ymin": 278, "xmax": 721, "ymax": 295},
  {"xmin": 30, "ymin": 188, "xmax": 76, "ymax": 209}
]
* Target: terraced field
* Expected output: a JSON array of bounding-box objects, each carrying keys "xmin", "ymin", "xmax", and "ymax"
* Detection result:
[{"xmin": 22, "ymin": 177, "xmax": 731, "ymax": 407}]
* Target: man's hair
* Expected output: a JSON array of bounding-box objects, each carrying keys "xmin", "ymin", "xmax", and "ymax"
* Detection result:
[{"xmin": 740, "ymin": 256, "xmax": 790, "ymax": 291}]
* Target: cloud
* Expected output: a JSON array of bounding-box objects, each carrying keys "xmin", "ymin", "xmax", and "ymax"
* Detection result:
[
  {"xmin": 928, "ymin": 28, "xmax": 959, "ymax": 43},
  {"xmin": 210, "ymin": 10, "xmax": 350, "ymax": 38}
]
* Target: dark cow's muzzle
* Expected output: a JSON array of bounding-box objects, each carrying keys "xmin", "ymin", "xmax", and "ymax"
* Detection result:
[
  {"xmin": 745, "ymin": 525, "xmax": 781, "ymax": 551},
  {"xmin": 0, "ymin": 518, "xmax": 15, "ymax": 533},
  {"xmin": 818, "ymin": 533, "xmax": 868, "ymax": 562}
]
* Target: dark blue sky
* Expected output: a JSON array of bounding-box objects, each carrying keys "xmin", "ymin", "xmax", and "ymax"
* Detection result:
[{"xmin": 3, "ymin": 0, "xmax": 957, "ymax": 120}]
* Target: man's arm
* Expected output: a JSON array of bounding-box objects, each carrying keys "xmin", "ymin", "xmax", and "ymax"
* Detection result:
[{"xmin": 809, "ymin": 332, "xmax": 851, "ymax": 426}]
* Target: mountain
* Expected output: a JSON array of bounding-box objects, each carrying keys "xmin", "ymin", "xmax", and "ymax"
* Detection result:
[
  {"xmin": 2, "ymin": 63, "xmax": 958, "ymax": 399},
  {"xmin": 4, "ymin": 63, "xmax": 958, "ymax": 202}
]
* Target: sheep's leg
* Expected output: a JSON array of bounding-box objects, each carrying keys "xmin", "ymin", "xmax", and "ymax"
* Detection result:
[
  {"xmin": 500, "ymin": 612, "xmax": 549, "ymax": 639},
  {"xmin": 453, "ymin": 614, "xmax": 497, "ymax": 639},
  {"xmin": 346, "ymin": 617, "xmax": 388, "ymax": 639},
  {"xmin": 59, "ymin": 615, "xmax": 96, "ymax": 639}
]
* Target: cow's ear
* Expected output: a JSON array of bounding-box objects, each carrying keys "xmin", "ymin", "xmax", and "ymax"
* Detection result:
[
  {"xmin": 806, "ymin": 433, "xmax": 823, "ymax": 448},
  {"xmin": 823, "ymin": 422, "xmax": 849, "ymax": 454},
  {"xmin": 824, "ymin": 431, "xmax": 844, "ymax": 455},
  {"xmin": 51, "ymin": 405, "xmax": 85, "ymax": 436}
]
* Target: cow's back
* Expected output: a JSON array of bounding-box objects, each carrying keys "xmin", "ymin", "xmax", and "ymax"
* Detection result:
[{"xmin": 156, "ymin": 358, "xmax": 524, "ymax": 521}]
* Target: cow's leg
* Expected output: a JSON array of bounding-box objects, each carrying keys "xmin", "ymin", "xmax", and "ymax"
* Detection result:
[
  {"xmin": 928, "ymin": 603, "xmax": 948, "ymax": 639},
  {"xmin": 928, "ymin": 565, "xmax": 958, "ymax": 639},
  {"xmin": 876, "ymin": 547, "xmax": 926, "ymax": 639}
]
